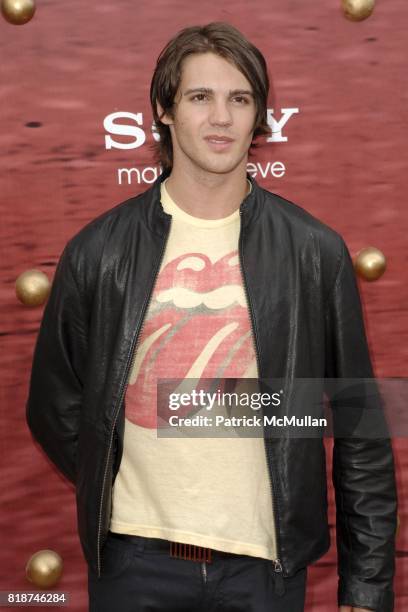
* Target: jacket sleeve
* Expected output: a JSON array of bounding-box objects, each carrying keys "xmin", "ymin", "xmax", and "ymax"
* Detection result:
[
  {"xmin": 26, "ymin": 241, "xmax": 89, "ymax": 485},
  {"xmin": 324, "ymin": 237, "xmax": 398, "ymax": 612}
]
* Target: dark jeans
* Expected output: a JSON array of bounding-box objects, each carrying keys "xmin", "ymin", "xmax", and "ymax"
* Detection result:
[{"xmin": 88, "ymin": 531, "xmax": 308, "ymax": 612}]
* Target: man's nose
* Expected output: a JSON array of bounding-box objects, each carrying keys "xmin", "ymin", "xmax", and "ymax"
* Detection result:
[{"xmin": 208, "ymin": 99, "xmax": 232, "ymax": 126}]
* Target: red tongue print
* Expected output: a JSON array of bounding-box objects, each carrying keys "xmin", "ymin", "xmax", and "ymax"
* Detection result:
[{"xmin": 124, "ymin": 251, "xmax": 256, "ymax": 429}]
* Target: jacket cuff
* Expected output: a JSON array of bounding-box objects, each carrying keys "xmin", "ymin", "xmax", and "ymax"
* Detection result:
[{"xmin": 338, "ymin": 576, "xmax": 394, "ymax": 611}]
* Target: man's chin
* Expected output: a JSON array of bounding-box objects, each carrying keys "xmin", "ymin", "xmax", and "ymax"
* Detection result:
[{"xmin": 197, "ymin": 155, "xmax": 246, "ymax": 176}]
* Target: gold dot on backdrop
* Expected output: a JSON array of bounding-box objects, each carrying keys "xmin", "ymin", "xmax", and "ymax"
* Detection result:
[
  {"xmin": 1, "ymin": 0, "xmax": 36, "ymax": 25},
  {"xmin": 25, "ymin": 550, "xmax": 63, "ymax": 589},
  {"xmin": 354, "ymin": 246, "xmax": 386, "ymax": 281},
  {"xmin": 341, "ymin": 0, "xmax": 375, "ymax": 21},
  {"xmin": 15, "ymin": 269, "xmax": 51, "ymax": 306}
]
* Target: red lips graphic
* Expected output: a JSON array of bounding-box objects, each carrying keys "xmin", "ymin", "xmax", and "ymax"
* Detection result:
[{"xmin": 124, "ymin": 251, "xmax": 256, "ymax": 428}]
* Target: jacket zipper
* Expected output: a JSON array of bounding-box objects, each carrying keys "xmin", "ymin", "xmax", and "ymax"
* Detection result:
[
  {"xmin": 96, "ymin": 216, "xmax": 173, "ymax": 577},
  {"xmin": 238, "ymin": 208, "xmax": 285, "ymax": 595}
]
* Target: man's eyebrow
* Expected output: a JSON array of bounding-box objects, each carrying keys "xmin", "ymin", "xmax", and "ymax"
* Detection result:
[{"xmin": 183, "ymin": 87, "xmax": 254, "ymax": 97}]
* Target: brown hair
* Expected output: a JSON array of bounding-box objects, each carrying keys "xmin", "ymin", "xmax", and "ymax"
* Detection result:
[{"xmin": 149, "ymin": 22, "xmax": 273, "ymax": 172}]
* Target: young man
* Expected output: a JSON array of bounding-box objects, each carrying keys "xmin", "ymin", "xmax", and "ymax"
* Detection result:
[{"xmin": 26, "ymin": 22, "xmax": 397, "ymax": 612}]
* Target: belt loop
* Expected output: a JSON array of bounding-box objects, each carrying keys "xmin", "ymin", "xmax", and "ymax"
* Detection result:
[{"xmin": 136, "ymin": 537, "xmax": 145, "ymax": 553}]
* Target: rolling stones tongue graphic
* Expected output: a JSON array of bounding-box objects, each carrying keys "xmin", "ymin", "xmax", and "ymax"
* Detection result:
[{"xmin": 124, "ymin": 251, "xmax": 256, "ymax": 429}]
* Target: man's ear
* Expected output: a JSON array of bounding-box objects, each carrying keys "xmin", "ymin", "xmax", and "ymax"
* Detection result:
[{"xmin": 156, "ymin": 101, "xmax": 173, "ymax": 126}]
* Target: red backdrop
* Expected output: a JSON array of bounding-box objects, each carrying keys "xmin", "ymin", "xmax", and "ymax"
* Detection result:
[{"xmin": 1, "ymin": 0, "xmax": 407, "ymax": 609}]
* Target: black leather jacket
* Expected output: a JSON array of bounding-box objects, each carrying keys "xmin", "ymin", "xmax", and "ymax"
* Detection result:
[{"xmin": 26, "ymin": 168, "xmax": 397, "ymax": 611}]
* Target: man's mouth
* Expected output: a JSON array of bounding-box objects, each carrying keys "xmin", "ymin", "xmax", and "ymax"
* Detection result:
[
  {"xmin": 205, "ymin": 136, "xmax": 234, "ymax": 150},
  {"xmin": 205, "ymin": 135, "xmax": 234, "ymax": 143}
]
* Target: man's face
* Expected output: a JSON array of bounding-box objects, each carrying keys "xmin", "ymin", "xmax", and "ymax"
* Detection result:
[{"xmin": 157, "ymin": 52, "xmax": 258, "ymax": 176}]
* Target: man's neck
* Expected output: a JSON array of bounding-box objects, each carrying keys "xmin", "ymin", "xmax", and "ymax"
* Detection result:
[{"xmin": 163, "ymin": 166, "xmax": 250, "ymax": 220}]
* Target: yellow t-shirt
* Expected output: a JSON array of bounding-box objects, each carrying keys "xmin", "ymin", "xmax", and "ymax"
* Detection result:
[{"xmin": 110, "ymin": 178, "xmax": 278, "ymax": 560}]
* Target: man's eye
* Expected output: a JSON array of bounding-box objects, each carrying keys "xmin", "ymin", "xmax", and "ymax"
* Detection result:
[
  {"xmin": 191, "ymin": 94, "xmax": 208, "ymax": 101},
  {"xmin": 233, "ymin": 96, "xmax": 249, "ymax": 104}
]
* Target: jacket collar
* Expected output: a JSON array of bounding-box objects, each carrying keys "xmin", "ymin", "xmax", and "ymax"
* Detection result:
[{"xmin": 143, "ymin": 166, "xmax": 262, "ymax": 236}]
